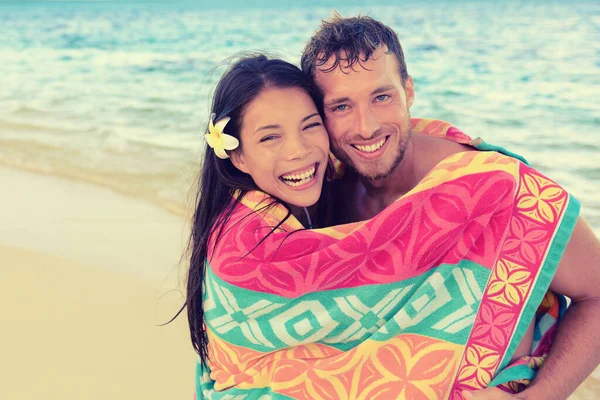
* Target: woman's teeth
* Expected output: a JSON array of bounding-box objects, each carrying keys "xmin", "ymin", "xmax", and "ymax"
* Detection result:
[
  {"xmin": 281, "ymin": 165, "xmax": 316, "ymax": 187},
  {"xmin": 354, "ymin": 137, "xmax": 386, "ymax": 153}
]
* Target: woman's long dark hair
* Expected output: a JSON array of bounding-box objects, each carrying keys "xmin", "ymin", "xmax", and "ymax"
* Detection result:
[{"xmin": 185, "ymin": 54, "xmax": 330, "ymax": 365}]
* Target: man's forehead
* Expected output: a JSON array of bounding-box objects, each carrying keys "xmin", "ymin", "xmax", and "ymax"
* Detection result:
[
  {"xmin": 313, "ymin": 45, "xmax": 402, "ymax": 99},
  {"xmin": 317, "ymin": 45, "xmax": 389, "ymax": 73}
]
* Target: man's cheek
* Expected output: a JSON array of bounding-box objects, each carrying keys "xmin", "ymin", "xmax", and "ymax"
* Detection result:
[
  {"xmin": 324, "ymin": 120, "xmax": 335, "ymax": 137},
  {"xmin": 325, "ymin": 120, "xmax": 343, "ymax": 141}
]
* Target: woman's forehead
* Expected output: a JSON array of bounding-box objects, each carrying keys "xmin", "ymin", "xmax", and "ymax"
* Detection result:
[{"xmin": 241, "ymin": 87, "xmax": 318, "ymax": 134}]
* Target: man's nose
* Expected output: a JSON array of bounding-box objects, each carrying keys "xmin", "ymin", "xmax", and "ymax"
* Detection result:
[{"xmin": 353, "ymin": 105, "xmax": 380, "ymax": 139}]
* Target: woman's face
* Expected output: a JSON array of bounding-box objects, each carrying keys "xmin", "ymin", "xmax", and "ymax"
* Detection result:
[{"xmin": 231, "ymin": 86, "xmax": 330, "ymax": 208}]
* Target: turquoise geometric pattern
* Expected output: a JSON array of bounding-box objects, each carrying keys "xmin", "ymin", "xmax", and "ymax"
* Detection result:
[
  {"xmin": 432, "ymin": 267, "xmax": 484, "ymax": 333},
  {"xmin": 324, "ymin": 285, "xmax": 415, "ymax": 343},
  {"xmin": 205, "ymin": 261, "xmax": 488, "ymax": 352},
  {"xmin": 393, "ymin": 272, "xmax": 452, "ymax": 329},
  {"xmin": 205, "ymin": 272, "xmax": 284, "ymax": 348},
  {"xmin": 390, "ymin": 268, "xmax": 485, "ymax": 338},
  {"xmin": 271, "ymin": 301, "xmax": 338, "ymax": 346}
]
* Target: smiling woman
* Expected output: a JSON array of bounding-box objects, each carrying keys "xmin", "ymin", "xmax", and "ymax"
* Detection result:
[{"xmin": 182, "ymin": 54, "xmax": 334, "ymax": 371}]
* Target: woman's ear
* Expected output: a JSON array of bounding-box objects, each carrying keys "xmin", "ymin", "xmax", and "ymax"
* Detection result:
[{"xmin": 229, "ymin": 149, "xmax": 250, "ymax": 174}]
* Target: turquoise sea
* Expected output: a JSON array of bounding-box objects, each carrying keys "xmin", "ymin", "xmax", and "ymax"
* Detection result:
[{"xmin": 1, "ymin": 1, "xmax": 598, "ymax": 231}]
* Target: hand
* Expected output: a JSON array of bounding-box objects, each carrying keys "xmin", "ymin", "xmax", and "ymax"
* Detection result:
[{"xmin": 462, "ymin": 388, "xmax": 522, "ymax": 399}]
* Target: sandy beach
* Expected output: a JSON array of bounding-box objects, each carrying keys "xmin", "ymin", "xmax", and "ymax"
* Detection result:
[
  {"xmin": 0, "ymin": 167, "xmax": 195, "ymax": 399},
  {"xmin": 1, "ymin": 165, "xmax": 598, "ymax": 399}
]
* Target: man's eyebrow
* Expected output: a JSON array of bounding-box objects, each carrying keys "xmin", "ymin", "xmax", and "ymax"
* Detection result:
[
  {"xmin": 372, "ymin": 85, "xmax": 396, "ymax": 95},
  {"xmin": 254, "ymin": 124, "xmax": 281, "ymax": 134},
  {"xmin": 301, "ymin": 113, "xmax": 320, "ymax": 123},
  {"xmin": 324, "ymin": 96, "xmax": 350, "ymax": 107}
]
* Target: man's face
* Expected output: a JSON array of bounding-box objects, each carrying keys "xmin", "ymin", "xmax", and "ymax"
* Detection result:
[{"xmin": 314, "ymin": 46, "xmax": 414, "ymax": 180}]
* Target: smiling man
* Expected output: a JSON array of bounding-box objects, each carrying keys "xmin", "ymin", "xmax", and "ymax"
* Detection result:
[
  {"xmin": 301, "ymin": 14, "xmax": 600, "ymax": 400},
  {"xmin": 302, "ymin": 17, "xmax": 474, "ymax": 223}
]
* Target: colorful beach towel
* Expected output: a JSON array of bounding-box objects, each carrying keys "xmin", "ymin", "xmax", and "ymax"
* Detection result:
[{"xmin": 196, "ymin": 119, "xmax": 579, "ymax": 400}]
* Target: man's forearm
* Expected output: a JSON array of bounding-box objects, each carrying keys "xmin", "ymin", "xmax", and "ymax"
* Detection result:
[{"xmin": 519, "ymin": 298, "xmax": 600, "ymax": 400}]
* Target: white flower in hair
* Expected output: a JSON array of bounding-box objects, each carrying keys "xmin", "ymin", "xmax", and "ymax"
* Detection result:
[{"xmin": 205, "ymin": 113, "xmax": 239, "ymax": 159}]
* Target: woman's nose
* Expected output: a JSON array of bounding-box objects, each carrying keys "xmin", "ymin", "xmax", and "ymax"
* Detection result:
[{"xmin": 284, "ymin": 134, "xmax": 311, "ymax": 161}]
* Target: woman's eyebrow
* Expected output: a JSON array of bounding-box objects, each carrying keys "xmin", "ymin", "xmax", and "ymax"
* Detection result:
[
  {"xmin": 254, "ymin": 124, "xmax": 281, "ymax": 134},
  {"xmin": 254, "ymin": 113, "xmax": 320, "ymax": 135},
  {"xmin": 301, "ymin": 113, "xmax": 320, "ymax": 123}
]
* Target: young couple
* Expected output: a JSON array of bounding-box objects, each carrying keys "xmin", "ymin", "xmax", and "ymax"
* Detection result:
[{"xmin": 187, "ymin": 14, "xmax": 600, "ymax": 400}]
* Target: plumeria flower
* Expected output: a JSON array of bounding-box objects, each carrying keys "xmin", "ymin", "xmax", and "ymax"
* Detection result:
[{"xmin": 205, "ymin": 113, "xmax": 239, "ymax": 159}]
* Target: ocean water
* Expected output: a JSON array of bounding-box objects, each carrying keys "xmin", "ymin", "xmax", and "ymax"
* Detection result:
[{"xmin": 0, "ymin": 1, "xmax": 598, "ymax": 231}]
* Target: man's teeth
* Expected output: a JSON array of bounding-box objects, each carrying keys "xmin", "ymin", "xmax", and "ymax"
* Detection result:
[
  {"xmin": 354, "ymin": 137, "xmax": 386, "ymax": 153},
  {"xmin": 281, "ymin": 166, "xmax": 316, "ymax": 187}
]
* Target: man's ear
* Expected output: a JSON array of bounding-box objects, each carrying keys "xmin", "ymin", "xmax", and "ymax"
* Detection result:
[
  {"xmin": 229, "ymin": 149, "xmax": 249, "ymax": 174},
  {"xmin": 405, "ymin": 75, "xmax": 415, "ymax": 109}
]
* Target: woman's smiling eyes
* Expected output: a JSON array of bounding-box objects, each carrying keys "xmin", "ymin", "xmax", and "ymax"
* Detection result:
[
  {"xmin": 259, "ymin": 134, "xmax": 279, "ymax": 143},
  {"xmin": 259, "ymin": 121, "xmax": 322, "ymax": 143},
  {"xmin": 303, "ymin": 121, "xmax": 322, "ymax": 130}
]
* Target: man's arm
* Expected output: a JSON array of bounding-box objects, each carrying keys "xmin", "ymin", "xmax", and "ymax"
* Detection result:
[
  {"xmin": 468, "ymin": 216, "xmax": 600, "ymax": 400},
  {"xmin": 521, "ymin": 216, "xmax": 600, "ymax": 399}
]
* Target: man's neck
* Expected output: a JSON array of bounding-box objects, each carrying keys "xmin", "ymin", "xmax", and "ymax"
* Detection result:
[{"xmin": 359, "ymin": 136, "xmax": 418, "ymax": 214}]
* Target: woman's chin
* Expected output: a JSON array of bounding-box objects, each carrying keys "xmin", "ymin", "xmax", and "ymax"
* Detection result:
[
  {"xmin": 277, "ymin": 183, "xmax": 322, "ymax": 209},
  {"xmin": 280, "ymin": 192, "xmax": 321, "ymax": 209}
]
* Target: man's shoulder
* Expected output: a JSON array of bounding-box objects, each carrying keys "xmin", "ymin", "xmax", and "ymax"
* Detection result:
[
  {"xmin": 414, "ymin": 135, "xmax": 532, "ymax": 192},
  {"xmin": 413, "ymin": 133, "xmax": 477, "ymax": 169},
  {"xmin": 418, "ymin": 133, "xmax": 526, "ymax": 168}
]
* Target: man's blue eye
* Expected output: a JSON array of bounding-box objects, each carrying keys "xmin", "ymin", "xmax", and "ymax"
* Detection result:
[
  {"xmin": 335, "ymin": 105, "xmax": 348, "ymax": 112},
  {"xmin": 376, "ymin": 94, "xmax": 390, "ymax": 102}
]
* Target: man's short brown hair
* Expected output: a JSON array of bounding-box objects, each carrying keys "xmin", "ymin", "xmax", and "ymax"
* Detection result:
[{"xmin": 301, "ymin": 13, "xmax": 409, "ymax": 84}]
